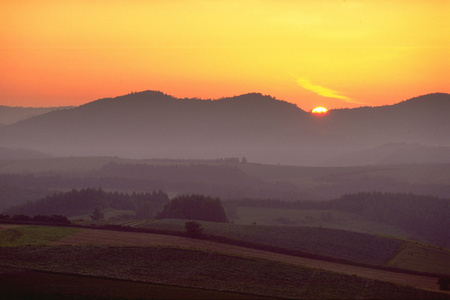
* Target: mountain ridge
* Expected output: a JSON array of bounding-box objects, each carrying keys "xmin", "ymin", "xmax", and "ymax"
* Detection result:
[{"xmin": 0, "ymin": 91, "xmax": 448, "ymax": 165}]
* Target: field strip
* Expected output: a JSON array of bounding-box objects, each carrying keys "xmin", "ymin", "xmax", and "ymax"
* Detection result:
[{"xmin": 52, "ymin": 228, "xmax": 443, "ymax": 293}]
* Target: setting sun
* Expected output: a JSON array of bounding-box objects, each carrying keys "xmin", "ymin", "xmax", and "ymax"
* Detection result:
[{"xmin": 311, "ymin": 107, "xmax": 328, "ymax": 114}]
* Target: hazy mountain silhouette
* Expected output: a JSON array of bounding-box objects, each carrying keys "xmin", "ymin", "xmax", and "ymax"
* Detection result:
[
  {"xmin": 317, "ymin": 93, "xmax": 450, "ymax": 148},
  {"xmin": 0, "ymin": 91, "xmax": 448, "ymax": 165},
  {"xmin": 0, "ymin": 106, "xmax": 73, "ymax": 125},
  {"xmin": 0, "ymin": 147, "xmax": 51, "ymax": 160}
]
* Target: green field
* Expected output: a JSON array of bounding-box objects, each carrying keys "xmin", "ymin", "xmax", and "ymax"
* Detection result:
[
  {"xmin": 1, "ymin": 245, "xmax": 448, "ymax": 300},
  {"xmin": 0, "ymin": 225, "xmax": 80, "ymax": 247}
]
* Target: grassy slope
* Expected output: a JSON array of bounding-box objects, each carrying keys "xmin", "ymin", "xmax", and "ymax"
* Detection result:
[{"xmin": 0, "ymin": 225, "xmax": 80, "ymax": 247}]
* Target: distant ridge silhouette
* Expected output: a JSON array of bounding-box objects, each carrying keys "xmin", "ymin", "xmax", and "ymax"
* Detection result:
[{"xmin": 0, "ymin": 91, "xmax": 448, "ymax": 165}]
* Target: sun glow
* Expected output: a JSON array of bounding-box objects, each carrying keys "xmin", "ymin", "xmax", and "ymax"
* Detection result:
[
  {"xmin": 0, "ymin": 1, "xmax": 448, "ymax": 109},
  {"xmin": 311, "ymin": 107, "xmax": 328, "ymax": 114}
]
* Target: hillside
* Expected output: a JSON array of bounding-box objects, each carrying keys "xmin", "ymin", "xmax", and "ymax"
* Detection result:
[{"xmin": 0, "ymin": 91, "xmax": 448, "ymax": 165}]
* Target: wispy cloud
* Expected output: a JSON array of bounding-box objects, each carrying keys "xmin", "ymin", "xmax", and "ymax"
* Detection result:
[{"xmin": 297, "ymin": 78, "xmax": 364, "ymax": 105}]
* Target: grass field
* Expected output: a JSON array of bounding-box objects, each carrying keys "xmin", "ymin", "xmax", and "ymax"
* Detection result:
[
  {"xmin": 1, "ymin": 245, "xmax": 448, "ymax": 300},
  {"xmin": 0, "ymin": 225, "xmax": 80, "ymax": 247}
]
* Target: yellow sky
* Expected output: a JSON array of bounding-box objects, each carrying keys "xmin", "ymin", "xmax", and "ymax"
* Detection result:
[{"xmin": 0, "ymin": 0, "xmax": 448, "ymax": 110}]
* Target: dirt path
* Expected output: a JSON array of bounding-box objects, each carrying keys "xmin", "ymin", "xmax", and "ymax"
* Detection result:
[{"xmin": 52, "ymin": 228, "xmax": 445, "ymax": 293}]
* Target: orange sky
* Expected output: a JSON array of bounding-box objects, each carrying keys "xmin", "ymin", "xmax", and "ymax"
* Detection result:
[{"xmin": 1, "ymin": 0, "xmax": 448, "ymax": 111}]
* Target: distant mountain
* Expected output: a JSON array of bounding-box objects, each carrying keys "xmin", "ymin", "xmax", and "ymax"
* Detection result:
[
  {"xmin": 0, "ymin": 106, "xmax": 74, "ymax": 125},
  {"xmin": 319, "ymin": 93, "xmax": 450, "ymax": 148},
  {"xmin": 0, "ymin": 147, "xmax": 51, "ymax": 160},
  {"xmin": 0, "ymin": 91, "xmax": 448, "ymax": 165}
]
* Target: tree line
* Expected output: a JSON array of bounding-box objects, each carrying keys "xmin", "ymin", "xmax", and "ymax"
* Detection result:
[
  {"xmin": 5, "ymin": 188, "xmax": 169, "ymax": 219},
  {"xmin": 4, "ymin": 189, "xmax": 229, "ymax": 223},
  {"xmin": 156, "ymin": 194, "xmax": 229, "ymax": 223}
]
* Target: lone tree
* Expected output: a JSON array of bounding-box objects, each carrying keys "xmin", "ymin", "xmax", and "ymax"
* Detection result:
[
  {"xmin": 185, "ymin": 221, "xmax": 203, "ymax": 237},
  {"xmin": 156, "ymin": 194, "xmax": 229, "ymax": 223},
  {"xmin": 91, "ymin": 208, "xmax": 104, "ymax": 220}
]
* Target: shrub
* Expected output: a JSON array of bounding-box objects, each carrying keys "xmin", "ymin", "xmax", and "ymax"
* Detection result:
[
  {"xmin": 438, "ymin": 276, "xmax": 450, "ymax": 291},
  {"xmin": 185, "ymin": 221, "xmax": 203, "ymax": 237}
]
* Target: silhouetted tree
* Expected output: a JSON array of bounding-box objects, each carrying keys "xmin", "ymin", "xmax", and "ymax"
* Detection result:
[
  {"xmin": 185, "ymin": 221, "xmax": 203, "ymax": 237},
  {"xmin": 91, "ymin": 208, "xmax": 104, "ymax": 220}
]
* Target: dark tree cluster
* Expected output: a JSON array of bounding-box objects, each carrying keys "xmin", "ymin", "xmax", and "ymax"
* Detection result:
[
  {"xmin": 5, "ymin": 188, "xmax": 169, "ymax": 219},
  {"xmin": 157, "ymin": 194, "xmax": 229, "ymax": 223}
]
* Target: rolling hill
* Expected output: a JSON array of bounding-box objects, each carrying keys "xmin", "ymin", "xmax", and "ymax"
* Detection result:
[{"xmin": 0, "ymin": 91, "xmax": 448, "ymax": 165}]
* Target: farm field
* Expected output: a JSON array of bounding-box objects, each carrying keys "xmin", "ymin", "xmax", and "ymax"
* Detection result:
[
  {"xmin": 1, "ymin": 244, "xmax": 448, "ymax": 299},
  {"xmin": 140, "ymin": 219, "xmax": 403, "ymax": 265},
  {"xmin": 1, "ymin": 224, "xmax": 448, "ymax": 298},
  {"xmin": 0, "ymin": 268, "xmax": 270, "ymax": 300},
  {"xmin": 138, "ymin": 220, "xmax": 450, "ymax": 275}
]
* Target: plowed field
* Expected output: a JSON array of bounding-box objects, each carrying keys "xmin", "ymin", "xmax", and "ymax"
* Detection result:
[{"xmin": 52, "ymin": 227, "xmax": 444, "ymax": 293}]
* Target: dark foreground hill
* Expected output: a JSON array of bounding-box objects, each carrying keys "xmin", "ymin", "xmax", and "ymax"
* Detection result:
[{"xmin": 0, "ymin": 91, "xmax": 448, "ymax": 165}]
